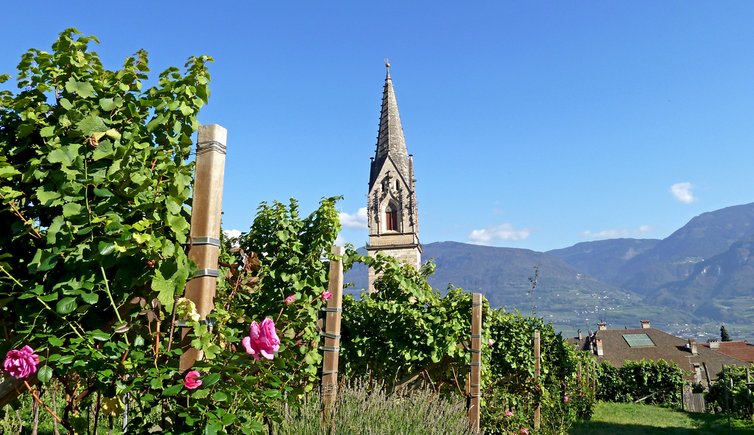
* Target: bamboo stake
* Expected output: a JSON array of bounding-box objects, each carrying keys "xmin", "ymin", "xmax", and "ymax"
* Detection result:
[
  {"xmin": 179, "ymin": 124, "xmax": 227, "ymax": 372},
  {"xmin": 320, "ymin": 245, "xmax": 345, "ymax": 433},
  {"xmin": 533, "ymin": 329, "xmax": 541, "ymax": 431},
  {"xmin": 468, "ymin": 293, "xmax": 482, "ymax": 434}
]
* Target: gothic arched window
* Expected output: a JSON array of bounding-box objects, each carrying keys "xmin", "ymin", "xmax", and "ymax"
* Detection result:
[{"xmin": 385, "ymin": 205, "xmax": 398, "ymax": 231}]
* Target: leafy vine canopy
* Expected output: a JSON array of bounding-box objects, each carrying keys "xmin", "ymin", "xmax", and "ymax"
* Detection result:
[{"xmin": 0, "ymin": 26, "xmax": 211, "ymax": 389}]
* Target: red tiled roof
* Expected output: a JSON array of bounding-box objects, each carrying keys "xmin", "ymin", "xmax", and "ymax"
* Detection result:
[{"xmin": 700, "ymin": 341, "xmax": 754, "ymax": 363}]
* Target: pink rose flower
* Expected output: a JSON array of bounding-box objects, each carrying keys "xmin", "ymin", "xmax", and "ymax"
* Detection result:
[
  {"xmin": 3, "ymin": 345, "xmax": 40, "ymax": 379},
  {"xmin": 183, "ymin": 370, "xmax": 202, "ymax": 390},
  {"xmin": 284, "ymin": 294, "xmax": 296, "ymax": 305},
  {"xmin": 241, "ymin": 318, "xmax": 280, "ymax": 361},
  {"xmin": 520, "ymin": 428, "xmax": 529, "ymax": 435},
  {"xmin": 321, "ymin": 291, "xmax": 332, "ymax": 302},
  {"xmin": 505, "ymin": 410, "xmax": 514, "ymax": 418},
  {"xmin": 563, "ymin": 395, "xmax": 570, "ymax": 403},
  {"xmin": 488, "ymin": 338, "xmax": 495, "ymax": 347}
]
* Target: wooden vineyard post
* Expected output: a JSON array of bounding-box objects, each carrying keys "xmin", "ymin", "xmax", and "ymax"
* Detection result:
[
  {"xmin": 468, "ymin": 292, "xmax": 483, "ymax": 433},
  {"xmin": 320, "ymin": 245, "xmax": 345, "ymax": 433},
  {"xmin": 179, "ymin": 124, "xmax": 227, "ymax": 372},
  {"xmin": 746, "ymin": 367, "xmax": 754, "ymax": 418},
  {"xmin": 533, "ymin": 329, "xmax": 541, "ymax": 431}
]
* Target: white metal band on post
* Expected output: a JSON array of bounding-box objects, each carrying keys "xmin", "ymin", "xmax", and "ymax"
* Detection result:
[
  {"xmin": 321, "ymin": 307, "xmax": 342, "ymax": 313},
  {"xmin": 192, "ymin": 269, "xmax": 220, "ymax": 279},
  {"xmin": 190, "ymin": 236, "xmax": 222, "ymax": 247}
]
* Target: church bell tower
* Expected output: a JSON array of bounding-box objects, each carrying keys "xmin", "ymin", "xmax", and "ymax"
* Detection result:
[{"xmin": 366, "ymin": 63, "xmax": 422, "ymax": 291}]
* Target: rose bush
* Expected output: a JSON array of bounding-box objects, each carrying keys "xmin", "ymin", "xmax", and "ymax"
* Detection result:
[{"xmin": 0, "ymin": 29, "xmax": 341, "ymax": 433}]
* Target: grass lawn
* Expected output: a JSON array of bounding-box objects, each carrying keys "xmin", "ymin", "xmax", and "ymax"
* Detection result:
[{"xmin": 569, "ymin": 401, "xmax": 754, "ymax": 434}]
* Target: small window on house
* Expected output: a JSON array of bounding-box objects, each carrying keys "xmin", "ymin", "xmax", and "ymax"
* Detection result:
[
  {"xmin": 623, "ymin": 334, "xmax": 655, "ymax": 348},
  {"xmin": 385, "ymin": 206, "xmax": 398, "ymax": 231},
  {"xmin": 396, "ymin": 180, "xmax": 400, "ymax": 190}
]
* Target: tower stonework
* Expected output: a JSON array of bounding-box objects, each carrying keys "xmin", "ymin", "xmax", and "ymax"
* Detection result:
[{"xmin": 366, "ymin": 65, "xmax": 421, "ymax": 291}]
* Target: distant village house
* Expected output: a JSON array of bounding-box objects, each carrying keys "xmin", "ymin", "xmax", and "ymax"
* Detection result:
[{"xmin": 570, "ymin": 320, "xmax": 749, "ymax": 386}]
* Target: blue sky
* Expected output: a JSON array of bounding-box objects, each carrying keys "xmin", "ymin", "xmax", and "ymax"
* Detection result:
[{"xmin": 3, "ymin": 1, "xmax": 754, "ymax": 252}]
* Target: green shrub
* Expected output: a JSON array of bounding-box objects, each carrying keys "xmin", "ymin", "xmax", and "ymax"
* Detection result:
[
  {"xmin": 596, "ymin": 359, "xmax": 684, "ymax": 407},
  {"xmin": 341, "ymin": 252, "xmax": 597, "ymax": 434},
  {"xmin": 706, "ymin": 365, "xmax": 754, "ymax": 418},
  {"xmin": 341, "ymin": 256, "xmax": 482, "ymax": 395},
  {"xmin": 482, "ymin": 312, "xmax": 598, "ymax": 434}
]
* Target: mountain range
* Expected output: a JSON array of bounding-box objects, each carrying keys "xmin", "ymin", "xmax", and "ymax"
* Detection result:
[{"xmin": 346, "ymin": 202, "xmax": 754, "ymax": 340}]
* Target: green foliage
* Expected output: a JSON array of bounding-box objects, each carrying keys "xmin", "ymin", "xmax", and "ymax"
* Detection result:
[
  {"xmin": 596, "ymin": 359, "xmax": 685, "ymax": 406},
  {"xmin": 482, "ymin": 311, "xmax": 598, "ymax": 434},
  {"xmin": 706, "ymin": 365, "xmax": 754, "ymax": 418},
  {"xmin": 0, "ymin": 31, "xmax": 343, "ymax": 431},
  {"xmin": 0, "ymin": 28, "xmax": 214, "ymax": 431},
  {"xmin": 143, "ymin": 197, "xmax": 343, "ymax": 432},
  {"xmin": 341, "ymin": 252, "xmax": 596, "ymax": 434},
  {"xmin": 0, "ymin": 29, "xmax": 342, "ymax": 434},
  {"xmin": 341, "ymin": 253, "xmax": 483, "ymax": 393}
]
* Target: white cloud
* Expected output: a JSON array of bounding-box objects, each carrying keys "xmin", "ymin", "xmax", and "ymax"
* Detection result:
[
  {"xmin": 339, "ymin": 207, "xmax": 368, "ymax": 229},
  {"xmin": 670, "ymin": 182, "xmax": 695, "ymax": 204},
  {"xmin": 581, "ymin": 225, "xmax": 653, "ymax": 240},
  {"xmin": 224, "ymin": 229, "xmax": 242, "ymax": 239},
  {"xmin": 468, "ymin": 224, "xmax": 531, "ymax": 245},
  {"xmin": 335, "ymin": 233, "xmax": 347, "ymax": 247},
  {"xmin": 223, "ymin": 229, "xmax": 243, "ymax": 248}
]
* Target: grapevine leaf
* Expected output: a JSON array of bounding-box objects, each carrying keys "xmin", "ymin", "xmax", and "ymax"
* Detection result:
[
  {"xmin": 64, "ymin": 79, "xmax": 95, "ymax": 98},
  {"xmin": 77, "ymin": 114, "xmax": 107, "ymax": 135}
]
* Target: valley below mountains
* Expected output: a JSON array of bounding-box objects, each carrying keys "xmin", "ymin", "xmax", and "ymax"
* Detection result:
[{"xmin": 346, "ymin": 202, "xmax": 754, "ymax": 341}]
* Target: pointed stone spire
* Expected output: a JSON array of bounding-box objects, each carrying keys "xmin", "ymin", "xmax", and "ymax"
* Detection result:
[
  {"xmin": 366, "ymin": 64, "xmax": 421, "ymax": 292},
  {"xmin": 370, "ymin": 61, "xmax": 410, "ymax": 190}
]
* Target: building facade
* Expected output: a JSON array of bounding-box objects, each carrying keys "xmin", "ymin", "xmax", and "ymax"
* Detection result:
[
  {"xmin": 366, "ymin": 65, "xmax": 422, "ymax": 291},
  {"xmin": 570, "ymin": 320, "xmax": 747, "ymax": 386}
]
